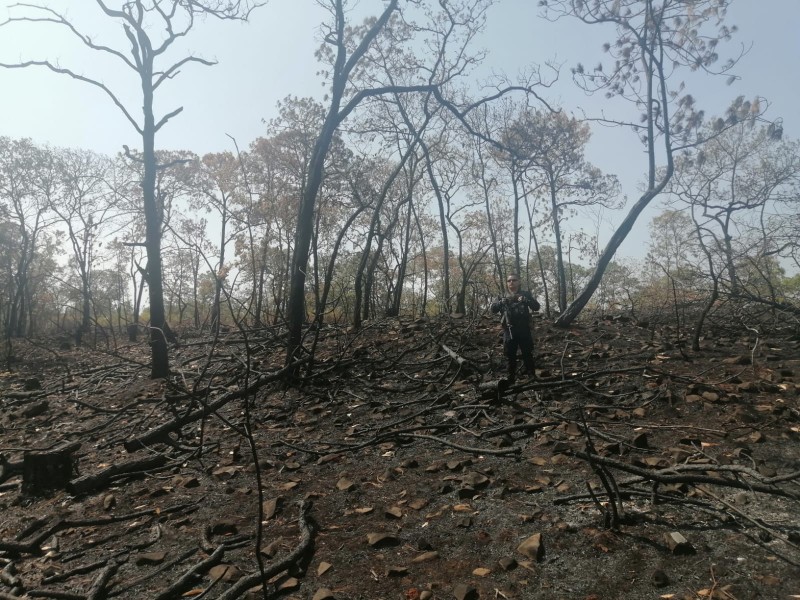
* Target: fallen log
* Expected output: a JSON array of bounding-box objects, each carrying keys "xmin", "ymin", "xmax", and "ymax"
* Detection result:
[
  {"xmin": 68, "ymin": 455, "xmax": 168, "ymax": 495},
  {"xmin": 124, "ymin": 363, "xmax": 297, "ymax": 452}
]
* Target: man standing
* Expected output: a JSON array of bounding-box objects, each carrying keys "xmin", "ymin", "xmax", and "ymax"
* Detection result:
[{"xmin": 491, "ymin": 274, "xmax": 540, "ymax": 382}]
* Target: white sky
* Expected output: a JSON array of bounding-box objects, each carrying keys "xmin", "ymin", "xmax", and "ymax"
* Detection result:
[{"xmin": 1, "ymin": 0, "xmax": 798, "ymax": 260}]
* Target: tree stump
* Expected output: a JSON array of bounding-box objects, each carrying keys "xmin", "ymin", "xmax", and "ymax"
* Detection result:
[
  {"xmin": 22, "ymin": 445, "xmax": 79, "ymax": 496},
  {"xmin": 478, "ymin": 379, "xmax": 511, "ymax": 398}
]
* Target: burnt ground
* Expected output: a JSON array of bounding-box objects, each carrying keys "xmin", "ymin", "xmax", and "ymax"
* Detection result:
[{"xmin": 1, "ymin": 313, "xmax": 799, "ymax": 600}]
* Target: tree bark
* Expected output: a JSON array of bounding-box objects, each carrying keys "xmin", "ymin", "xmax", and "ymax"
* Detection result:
[
  {"xmin": 555, "ymin": 185, "xmax": 669, "ymax": 327},
  {"xmin": 285, "ymin": 0, "xmax": 400, "ymax": 366},
  {"xmin": 141, "ymin": 77, "xmax": 170, "ymax": 378},
  {"xmin": 550, "ymin": 181, "xmax": 568, "ymax": 313}
]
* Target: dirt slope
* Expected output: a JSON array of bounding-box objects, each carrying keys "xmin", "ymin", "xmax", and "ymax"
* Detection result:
[{"xmin": 1, "ymin": 314, "xmax": 799, "ymax": 599}]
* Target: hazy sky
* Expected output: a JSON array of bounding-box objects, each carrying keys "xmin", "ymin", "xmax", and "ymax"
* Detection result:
[{"xmin": 1, "ymin": 0, "xmax": 797, "ymax": 259}]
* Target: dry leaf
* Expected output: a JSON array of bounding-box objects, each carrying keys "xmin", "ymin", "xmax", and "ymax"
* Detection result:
[
  {"xmin": 263, "ymin": 498, "xmax": 279, "ymax": 520},
  {"xmin": 336, "ymin": 477, "xmax": 354, "ymax": 491},
  {"xmin": 409, "ymin": 498, "xmax": 428, "ymax": 510},
  {"xmin": 317, "ymin": 561, "xmax": 332, "ymax": 576},
  {"xmin": 385, "ymin": 506, "xmax": 403, "ymax": 519}
]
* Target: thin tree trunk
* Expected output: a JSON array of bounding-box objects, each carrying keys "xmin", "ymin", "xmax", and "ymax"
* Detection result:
[
  {"xmin": 316, "ymin": 204, "xmax": 367, "ymax": 325},
  {"xmin": 555, "ymin": 185, "xmax": 670, "ymax": 327},
  {"xmin": 550, "ymin": 182, "xmax": 567, "ymax": 313},
  {"xmin": 388, "ymin": 198, "xmax": 414, "ymax": 317},
  {"xmin": 141, "ymin": 80, "xmax": 170, "ymax": 377}
]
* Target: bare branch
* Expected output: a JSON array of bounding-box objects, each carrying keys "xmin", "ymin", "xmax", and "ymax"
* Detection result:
[
  {"xmin": 2, "ymin": 4, "xmax": 138, "ymax": 70},
  {"xmin": 154, "ymin": 106, "xmax": 185, "ymax": 132},
  {"xmin": 156, "ymin": 156, "xmax": 195, "ymax": 172},
  {"xmin": 122, "ymin": 145, "xmax": 144, "ymax": 163},
  {"xmin": 154, "ymin": 55, "xmax": 216, "ymax": 90},
  {"xmin": 187, "ymin": 0, "xmax": 267, "ymax": 21},
  {"xmin": 341, "ymin": 0, "xmax": 399, "ymax": 81},
  {"xmin": 0, "ymin": 60, "xmax": 142, "ymax": 134}
]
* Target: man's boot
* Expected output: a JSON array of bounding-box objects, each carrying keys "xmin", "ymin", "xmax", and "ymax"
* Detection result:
[{"xmin": 522, "ymin": 359, "xmax": 535, "ymax": 379}]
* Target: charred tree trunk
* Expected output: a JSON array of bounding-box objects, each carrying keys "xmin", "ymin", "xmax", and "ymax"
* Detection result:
[
  {"xmin": 388, "ymin": 198, "xmax": 414, "ymax": 317},
  {"xmin": 141, "ymin": 72, "xmax": 170, "ymax": 378},
  {"xmin": 317, "ymin": 204, "xmax": 367, "ymax": 325},
  {"xmin": 550, "ymin": 182, "xmax": 568, "ymax": 314},
  {"xmin": 556, "ymin": 185, "xmax": 670, "ymax": 327}
]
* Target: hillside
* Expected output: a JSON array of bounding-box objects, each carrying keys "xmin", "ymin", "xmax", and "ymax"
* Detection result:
[{"xmin": 1, "ymin": 314, "xmax": 799, "ymax": 599}]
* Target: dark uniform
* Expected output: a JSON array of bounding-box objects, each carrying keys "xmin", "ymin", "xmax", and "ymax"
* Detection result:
[{"xmin": 491, "ymin": 290, "xmax": 540, "ymax": 381}]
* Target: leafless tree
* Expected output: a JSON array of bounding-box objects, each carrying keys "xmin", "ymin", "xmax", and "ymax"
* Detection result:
[
  {"xmin": 540, "ymin": 0, "xmax": 751, "ymax": 327},
  {"xmin": 284, "ymin": 0, "xmax": 545, "ymax": 369},
  {"xmin": 0, "ymin": 0, "xmax": 262, "ymax": 376}
]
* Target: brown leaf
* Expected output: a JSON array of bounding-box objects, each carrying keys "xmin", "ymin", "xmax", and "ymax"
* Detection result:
[
  {"xmin": 262, "ymin": 498, "xmax": 279, "ymax": 520},
  {"xmin": 277, "ymin": 576, "xmax": 299, "ymax": 590},
  {"xmin": 135, "ymin": 552, "xmax": 167, "ymax": 565},
  {"xmin": 209, "ymin": 564, "xmax": 241, "ymax": 582},
  {"xmin": 411, "ymin": 551, "xmax": 439, "ymax": 563},
  {"xmin": 366, "ymin": 532, "xmax": 400, "ymax": 548},
  {"xmin": 336, "ymin": 477, "xmax": 355, "ymax": 491},
  {"xmin": 384, "ymin": 506, "xmax": 403, "ymax": 519},
  {"xmin": 517, "ymin": 533, "xmax": 545, "ymax": 561},
  {"xmin": 408, "ymin": 498, "xmax": 428, "ymax": 510},
  {"xmin": 211, "ymin": 466, "xmax": 240, "ymax": 480}
]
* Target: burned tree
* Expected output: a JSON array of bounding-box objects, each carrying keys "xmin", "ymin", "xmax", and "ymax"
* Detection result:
[
  {"xmin": 540, "ymin": 0, "xmax": 751, "ymax": 327},
  {"xmin": 0, "ymin": 0, "xmax": 261, "ymax": 377}
]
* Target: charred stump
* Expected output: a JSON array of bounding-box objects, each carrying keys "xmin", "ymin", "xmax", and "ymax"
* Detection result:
[{"xmin": 22, "ymin": 443, "xmax": 80, "ymax": 496}]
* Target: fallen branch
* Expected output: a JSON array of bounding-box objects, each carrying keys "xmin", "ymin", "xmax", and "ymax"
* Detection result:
[
  {"xmin": 481, "ymin": 421, "xmax": 560, "ymax": 438},
  {"xmin": 0, "ymin": 562, "xmax": 21, "ymax": 588},
  {"xmin": 42, "ymin": 559, "xmax": 109, "ymax": 585},
  {"xmin": 399, "ymin": 433, "xmax": 521, "ymax": 456},
  {"xmin": 215, "ymin": 499, "xmax": 315, "ymax": 600},
  {"xmin": 86, "ymin": 562, "xmax": 119, "ymax": 600},
  {"xmin": 124, "ymin": 364, "xmax": 297, "ymax": 452},
  {"xmin": 68, "ymin": 455, "xmax": 168, "ymax": 495},
  {"xmin": 440, "ymin": 343, "xmax": 472, "ymax": 370},
  {"xmin": 152, "ymin": 544, "xmax": 226, "ymax": 600},
  {"xmin": 25, "ymin": 591, "xmax": 84, "ymax": 600},
  {"xmin": 567, "ymin": 452, "xmax": 800, "ymax": 500},
  {"xmin": 0, "ymin": 519, "xmax": 64, "ymax": 555},
  {"xmin": 108, "ymin": 547, "xmax": 198, "ymax": 598},
  {"xmin": 694, "ymin": 486, "xmax": 800, "ymax": 554}
]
